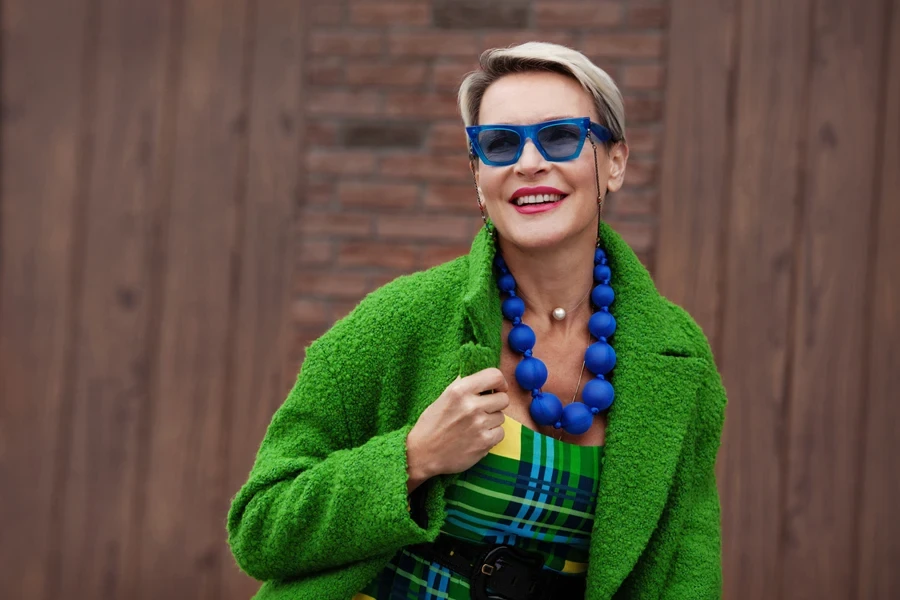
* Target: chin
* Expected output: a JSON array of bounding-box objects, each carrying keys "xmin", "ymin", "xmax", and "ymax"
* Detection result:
[{"xmin": 496, "ymin": 218, "xmax": 582, "ymax": 251}]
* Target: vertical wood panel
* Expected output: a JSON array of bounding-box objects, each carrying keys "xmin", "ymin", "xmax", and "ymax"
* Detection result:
[
  {"xmin": 716, "ymin": 2, "xmax": 813, "ymax": 597},
  {"xmin": 0, "ymin": 2, "xmax": 91, "ymax": 597},
  {"xmin": 134, "ymin": 1, "xmax": 252, "ymax": 598},
  {"xmin": 52, "ymin": 1, "xmax": 174, "ymax": 598},
  {"xmin": 219, "ymin": 1, "xmax": 304, "ymax": 597},
  {"xmin": 780, "ymin": 0, "xmax": 889, "ymax": 597},
  {"xmin": 856, "ymin": 1, "xmax": 900, "ymax": 597},
  {"xmin": 655, "ymin": 0, "xmax": 737, "ymax": 347}
]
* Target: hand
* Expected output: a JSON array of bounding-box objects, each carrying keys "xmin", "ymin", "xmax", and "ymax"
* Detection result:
[{"xmin": 406, "ymin": 368, "xmax": 509, "ymax": 493}]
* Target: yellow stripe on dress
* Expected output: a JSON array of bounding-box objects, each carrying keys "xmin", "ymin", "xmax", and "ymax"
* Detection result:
[
  {"xmin": 352, "ymin": 594, "xmax": 376, "ymax": 600},
  {"xmin": 488, "ymin": 414, "xmax": 522, "ymax": 460},
  {"xmin": 562, "ymin": 560, "xmax": 588, "ymax": 574}
]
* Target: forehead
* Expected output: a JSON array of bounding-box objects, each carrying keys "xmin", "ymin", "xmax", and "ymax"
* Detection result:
[{"xmin": 478, "ymin": 71, "xmax": 597, "ymax": 125}]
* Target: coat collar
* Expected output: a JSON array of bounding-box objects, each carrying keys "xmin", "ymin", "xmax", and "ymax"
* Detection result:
[{"xmin": 458, "ymin": 222, "xmax": 707, "ymax": 596}]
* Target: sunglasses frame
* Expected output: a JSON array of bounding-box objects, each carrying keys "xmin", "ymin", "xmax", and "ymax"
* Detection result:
[{"xmin": 465, "ymin": 117, "xmax": 613, "ymax": 167}]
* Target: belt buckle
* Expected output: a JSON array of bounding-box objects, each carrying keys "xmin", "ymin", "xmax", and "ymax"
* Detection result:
[{"xmin": 470, "ymin": 545, "xmax": 545, "ymax": 600}]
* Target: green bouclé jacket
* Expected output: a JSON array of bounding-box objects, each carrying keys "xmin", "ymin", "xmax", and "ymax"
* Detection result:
[{"xmin": 227, "ymin": 222, "xmax": 727, "ymax": 599}]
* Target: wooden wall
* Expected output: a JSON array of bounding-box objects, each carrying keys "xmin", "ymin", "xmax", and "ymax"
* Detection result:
[
  {"xmin": 0, "ymin": 1, "xmax": 302, "ymax": 598},
  {"xmin": 657, "ymin": 0, "xmax": 899, "ymax": 599}
]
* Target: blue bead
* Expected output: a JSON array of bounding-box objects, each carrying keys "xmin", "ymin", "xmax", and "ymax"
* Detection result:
[
  {"xmin": 582, "ymin": 378, "xmax": 615, "ymax": 412},
  {"xmin": 588, "ymin": 311, "xmax": 617, "ymax": 339},
  {"xmin": 530, "ymin": 392, "xmax": 563, "ymax": 427},
  {"xmin": 561, "ymin": 403, "xmax": 593, "ymax": 435},
  {"xmin": 594, "ymin": 248, "xmax": 607, "ymax": 263},
  {"xmin": 508, "ymin": 324, "xmax": 536, "ymax": 352},
  {"xmin": 502, "ymin": 296, "xmax": 526, "ymax": 320},
  {"xmin": 591, "ymin": 283, "xmax": 615, "ymax": 308},
  {"xmin": 498, "ymin": 273, "xmax": 516, "ymax": 292},
  {"xmin": 585, "ymin": 341, "xmax": 617, "ymax": 375},
  {"xmin": 515, "ymin": 357, "xmax": 548, "ymax": 390},
  {"xmin": 494, "ymin": 254, "xmax": 507, "ymax": 270},
  {"xmin": 593, "ymin": 264, "xmax": 611, "ymax": 283}
]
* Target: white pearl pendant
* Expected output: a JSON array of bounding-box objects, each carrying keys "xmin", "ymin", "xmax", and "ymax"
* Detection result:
[{"xmin": 552, "ymin": 307, "xmax": 567, "ymax": 321}]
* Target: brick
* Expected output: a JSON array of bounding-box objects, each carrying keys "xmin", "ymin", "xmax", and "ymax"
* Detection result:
[
  {"xmin": 623, "ymin": 125, "xmax": 659, "ymax": 154},
  {"xmin": 623, "ymin": 158, "xmax": 657, "ymax": 186},
  {"xmin": 307, "ymin": 91, "xmax": 381, "ymax": 116},
  {"xmin": 389, "ymin": 32, "xmax": 481, "ymax": 57},
  {"xmin": 432, "ymin": 60, "xmax": 479, "ymax": 91},
  {"xmin": 338, "ymin": 182, "xmax": 421, "ymax": 209},
  {"xmin": 338, "ymin": 241, "xmax": 418, "ymax": 269},
  {"xmin": 349, "ymin": 1, "xmax": 430, "ymax": 26},
  {"xmin": 624, "ymin": 94, "xmax": 662, "ymax": 123},
  {"xmin": 384, "ymin": 93, "xmax": 459, "ymax": 119},
  {"xmin": 535, "ymin": 2, "xmax": 624, "ymax": 28},
  {"xmin": 297, "ymin": 271, "xmax": 373, "ymax": 298},
  {"xmin": 421, "ymin": 243, "xmax": 472, "ymax": 268},
  {"xmin": 424, "ymin": 183, "xmax": 477, "ymax": 212},
  {"xmin": 433, "ymin": 0, "xmax": 529, "ymax": 29},
  {"xmin": 376, "ymin": 214, "xmax": 471, "ymax": 241},
  {"xmin": 297, "ymin": 240, "xmax": 333, "ymax": 265},
  {"xmin": 482, "ymin": 31, "xmax": 578, "ymax": 50},
  {"xmin": 427, "ymin": 122, "xmax": 469, "ymax": 153},
  {"xmin": 582, "ymin": 34, "xmax": 664, "ymax": 58},
  {"xmin": 621, "ymin": 64, "xmax": 664, "ymax": 90},
  {"xmin": 306, "ymin": 179, "xmax": 336, "ymax": 206},
  {"xmin": 310, "ymin": 32, "xmax": 384, "ymax": 56},
  {"xmin": 307, "ymin": 151, "xmax": 377, "ymax": 176},
  {"xmin": 605, "ymin": 190, "xmax": 657, "ymax": 216},
  {"xmin": 310, "ymin": 2, "xmax": 345, "ymax": 25},
  {"xmin": 330, "ymin": 301, "xmax": 362, "ymax": 322},
  {"xmin": 308, "ymin": 57, "xmax": 344, "ymax": 85},
  {"xmin": 371, "ymin": 272, "xmax": 406, "ymax": 288},
  {"xmin": 342, "ymin": 122, "xmax": 425, "ymax": 149},
  {"xmin": 298, "ymin": 211, "xmax": 372, "ymax": 236},
  {"xmin": 629, "ymin": 2, "xmax": 668, "ymax": 28},
  {"xmin": 603, "ymin": 218, "xmax": 653, "ymax": 252},
  {"xmin": 345, "ymin": 62, "xmax": 428, "ymax": 86},
  {"xmin": 381, "ymin": 154, "xmax": 469, "ymax": 181},
  {"xmin": 292, "ymin": 299, "xmax": 330, "ymax": 326},
  {"xmin": 307, "ymin": 121, "xmax": 339, "ymax": 147}
]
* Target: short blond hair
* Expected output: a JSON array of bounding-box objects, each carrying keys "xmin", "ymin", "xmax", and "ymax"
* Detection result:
[{"xmin": 458, "ymin": 42, "xmax": 626, "ymax": 144}]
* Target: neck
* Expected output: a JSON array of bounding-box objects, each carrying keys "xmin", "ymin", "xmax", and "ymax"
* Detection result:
[{"xmin": 497, "ymin": 224, "xmax": 597, "ymax": 331}]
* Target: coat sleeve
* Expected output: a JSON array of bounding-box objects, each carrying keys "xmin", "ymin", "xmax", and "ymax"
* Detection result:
[
  {"xmin": 226, "ymin": 335, "xmax": 443, "ymax": 582},
  {"xmin": 660, "ymin": 361, "xmax": 726, "ymax": 599}
]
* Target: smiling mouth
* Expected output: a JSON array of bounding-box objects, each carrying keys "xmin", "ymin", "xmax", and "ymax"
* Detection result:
[{"xmin": 513, "ymin": 193, "xmax": 566, "ymax": 206}]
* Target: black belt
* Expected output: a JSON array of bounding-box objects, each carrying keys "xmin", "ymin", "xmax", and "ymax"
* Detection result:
[{"xmin": 408, "ymin": 535, "xmax": 586, "ymax": 600}]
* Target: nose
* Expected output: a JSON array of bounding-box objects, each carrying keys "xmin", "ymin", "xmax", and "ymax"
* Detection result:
[{"xmin": 514, "ymin": 138, "xmax": 549, "ymax": 177}]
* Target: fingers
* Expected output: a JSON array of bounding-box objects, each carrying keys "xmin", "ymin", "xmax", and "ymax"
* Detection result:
[
  {"xmin": 462, "ymin": 367, "xmax": 509, "ymax": 394},
  {"xmin": 484, "ymin": 410, "xmax": 506, "ymax": 429},
  {"xmin": 478, "ymin": 391, "xmax": 510, "ymax": 414}
]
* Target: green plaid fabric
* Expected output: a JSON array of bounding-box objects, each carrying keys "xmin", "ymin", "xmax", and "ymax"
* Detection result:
[{"xmin": 355, "ymin": 415, "xmax": 603, "ymax": 600}]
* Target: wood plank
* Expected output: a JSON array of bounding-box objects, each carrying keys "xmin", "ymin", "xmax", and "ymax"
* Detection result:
[
  {"xmin": 715, "ymin": 2, "xmax": 813, "ymax": 598},
  {"xmin": 219, "ymin": 1, "xmax": 304, "ymax": 597},
  {"xmin": 654, "ymin": 0, "xmax": 738, "ymax": 347},
  {"xmin": 0, "ymin": 2, "xmax": 92, "ymax": 597},
  {"xmin": 780, "ymin": 0, "xmax": 889, "ymax": 597},
  {"xmin": 51, "ymin": 1, "xmax": 175, "ymax": 598},
  {"xmin": 856, "ymin": 1, "xmax": 900, "ymax": 597},
  {"xmin": 133, "ymin": 1, "xmax": 252, "ymax": 598}
]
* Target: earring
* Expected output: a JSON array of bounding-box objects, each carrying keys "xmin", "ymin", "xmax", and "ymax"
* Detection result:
[{"xmin": 589, "ymin": 135, "xmax": 606, "ymax": 218}]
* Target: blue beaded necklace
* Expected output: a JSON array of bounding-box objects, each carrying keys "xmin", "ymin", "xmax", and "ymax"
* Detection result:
[{"xmin": 495, "ymin": 246, "xmax": 617, "ymax": 436}]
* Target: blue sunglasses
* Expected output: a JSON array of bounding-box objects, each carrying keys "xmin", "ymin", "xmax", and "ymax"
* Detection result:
[{"xmin": 466, "ymin": 117, "xmax": 612, "ymax": 167}]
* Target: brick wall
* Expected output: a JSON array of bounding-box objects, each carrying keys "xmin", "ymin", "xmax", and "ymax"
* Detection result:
[{"xmin": 296, "ymin": 0, "xmax": 668, "ymax": 358}]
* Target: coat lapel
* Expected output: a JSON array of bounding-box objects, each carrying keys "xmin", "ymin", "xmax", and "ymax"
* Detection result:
[{"xmin": 459, "ymin": 223, "xmax": 708, "ymax": 596}]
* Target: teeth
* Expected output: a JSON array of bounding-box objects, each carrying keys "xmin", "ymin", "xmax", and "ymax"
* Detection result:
[{"xmin": 515, "ymin": 194, "xmax": 564, "ymax": 206}]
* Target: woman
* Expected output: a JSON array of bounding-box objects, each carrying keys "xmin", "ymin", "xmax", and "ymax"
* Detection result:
[{"xmin": 227, "ymin": 42, "xmax": 726, "ymax": 600}]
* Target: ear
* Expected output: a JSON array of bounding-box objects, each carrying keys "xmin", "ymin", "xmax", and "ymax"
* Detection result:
[{"xmin": 605, "ymin": 142, "xmax": 629, "ymax": 193}]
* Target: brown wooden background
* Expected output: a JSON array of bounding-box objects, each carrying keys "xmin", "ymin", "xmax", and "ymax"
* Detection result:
[{"xmin": 1, "ymin": 1, "xmax": 897, "ymax": 599}]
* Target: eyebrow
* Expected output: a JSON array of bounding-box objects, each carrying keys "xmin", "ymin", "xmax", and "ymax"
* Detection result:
[{"xmin": 491, "ymin": 114, "xmax": 579, "ymax": 125}]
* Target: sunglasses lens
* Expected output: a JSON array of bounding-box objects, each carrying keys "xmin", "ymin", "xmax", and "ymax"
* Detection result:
[
  {"xmin": 477, "ymin": 129, "xmax": 521, "ymax": 163},
  {"xmin": 537, "ymin": 123, "xmax": 584, "ymax": 159}
]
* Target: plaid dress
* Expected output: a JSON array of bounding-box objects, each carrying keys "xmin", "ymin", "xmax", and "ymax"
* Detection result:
[{"xmin": 355, "ymin": 414, "xmax": 603, "ymax": 600}]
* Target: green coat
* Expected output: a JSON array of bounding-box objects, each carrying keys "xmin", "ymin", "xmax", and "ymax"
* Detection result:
[{"xmin": 227, "ymin": 223, "xmax": 726, "ymax": 599}]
